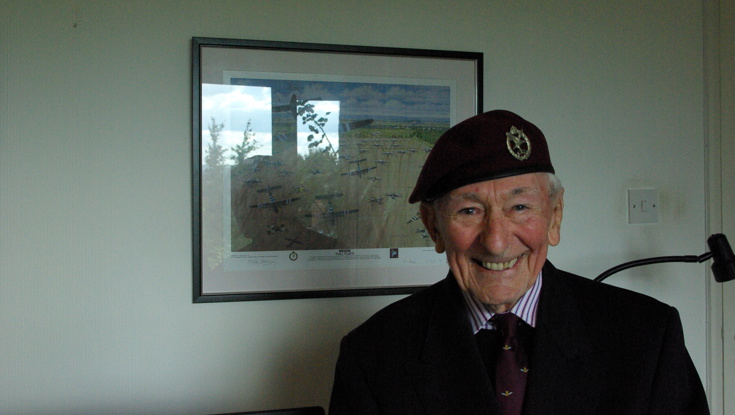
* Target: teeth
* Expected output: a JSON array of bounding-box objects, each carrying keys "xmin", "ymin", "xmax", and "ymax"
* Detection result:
[{"xmin": 482, "ymin": 257, "xmax": 518, "ymax": 271}]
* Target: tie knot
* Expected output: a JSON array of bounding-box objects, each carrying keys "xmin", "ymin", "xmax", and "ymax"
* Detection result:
[{"xmin": 492, "ymin": 312, "xmax": 521, "ymax": 337}]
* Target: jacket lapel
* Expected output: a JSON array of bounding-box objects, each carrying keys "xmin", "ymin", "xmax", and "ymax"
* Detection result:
[
  {"xmin": 522, "ymin": 262, "xmax": 605, "ymax": 414},
  {"xmin": 404, "ymin": 264, "xmax": 607, "ymax": 415},
  {"xmin": 404, "ymin": 275, "xmax": 500, "ymax": 415}
]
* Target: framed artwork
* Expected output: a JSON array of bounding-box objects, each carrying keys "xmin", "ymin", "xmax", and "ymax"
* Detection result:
[{"xmin": 192, "ymin": 37, "xmax": 482, "ymax": 302}]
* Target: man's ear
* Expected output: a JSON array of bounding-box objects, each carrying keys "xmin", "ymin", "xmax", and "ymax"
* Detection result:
[
  {"xmin": 419, "ymin": 202, "xmax": 445, "ymax": 253},
  {"xmin": 547, "ymin": 188, "xmax": 564, "ymax": 247}
]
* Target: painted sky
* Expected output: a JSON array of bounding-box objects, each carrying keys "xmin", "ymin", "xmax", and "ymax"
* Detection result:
[
  {"xmin": 201, "ymin": 78, "xmax": 451, "ymax": 163},
  {"xmin": 233, "ymin": 77, "xmax": 451, "ymax": 120}
]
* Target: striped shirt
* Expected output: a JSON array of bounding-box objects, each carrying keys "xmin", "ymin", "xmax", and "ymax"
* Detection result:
[{"xmin": 461, "ymin": 272, "xmax": 543, "ymax": 334}]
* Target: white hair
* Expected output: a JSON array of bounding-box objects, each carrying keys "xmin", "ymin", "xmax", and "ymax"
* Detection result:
[{"xmin": 547, "ymin": 173, "xmax": 563, "ymax": 201}]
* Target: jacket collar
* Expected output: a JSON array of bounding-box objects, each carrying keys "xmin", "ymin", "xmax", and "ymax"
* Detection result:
[
  {"xmin": 522, "ymin": 261, "xmax": 604, "ymax": 414},
  {"xmin": 406, "ymin": 263, "xmax": 605, "ymax": 414},
  {"xmin": 405, "ymin": 273, "xmax": 499, "ymax": 414}
]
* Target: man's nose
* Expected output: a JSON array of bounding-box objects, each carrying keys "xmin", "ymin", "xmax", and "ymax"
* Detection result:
[{"xmin": 479, "ymin": 214, "xmax": 511, "ymax": 255}]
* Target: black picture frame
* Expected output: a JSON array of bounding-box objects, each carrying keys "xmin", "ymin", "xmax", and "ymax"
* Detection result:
[{"xmin": 193, "ymin": 37, "xmax": 482, "ymax": 302}]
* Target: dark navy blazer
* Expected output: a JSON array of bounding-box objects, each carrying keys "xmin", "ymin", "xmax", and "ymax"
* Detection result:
[{"xmin": 329, "ymin": 261, "xmax": 709, "ymax": 414}]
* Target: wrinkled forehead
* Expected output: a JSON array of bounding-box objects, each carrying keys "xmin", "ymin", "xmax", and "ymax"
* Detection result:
[{"xmin": 435, "ymin": 173, "xmax": 551, "ymax": 205}]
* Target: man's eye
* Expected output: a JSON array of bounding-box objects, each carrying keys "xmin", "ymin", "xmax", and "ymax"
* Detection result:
[
  {"xmin": 459, "ymin": 207, "xmax": 479, "ymax": 215},
  {"xmin": 513, "ymin": 204, "xmax": 528, "ymax": 212}
]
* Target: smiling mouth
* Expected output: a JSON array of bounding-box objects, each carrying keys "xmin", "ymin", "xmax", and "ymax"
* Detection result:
[{"xmin": 476, "ymin": 255, "xmax": 521, "ymax": 271}]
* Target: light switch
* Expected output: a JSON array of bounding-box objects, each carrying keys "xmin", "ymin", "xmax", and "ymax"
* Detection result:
[{"xmin": 628, "ymin": 189, "xmax": 658, "ymax": 224}]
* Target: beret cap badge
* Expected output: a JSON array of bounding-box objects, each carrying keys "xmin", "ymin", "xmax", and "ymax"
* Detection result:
[{"xmin": 506, "ymin": 126, "xmax": 531, "ymax": 161}]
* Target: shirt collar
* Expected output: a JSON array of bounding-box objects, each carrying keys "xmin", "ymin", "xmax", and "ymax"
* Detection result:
[{"xmin": 461, "ymin": 271, "xmax": 543, "ymax": 334}]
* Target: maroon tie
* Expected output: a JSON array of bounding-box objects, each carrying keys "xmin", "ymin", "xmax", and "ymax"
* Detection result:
[{"xmin": 492, "ymin": 313, "xmax": 528, "ymax": 415}]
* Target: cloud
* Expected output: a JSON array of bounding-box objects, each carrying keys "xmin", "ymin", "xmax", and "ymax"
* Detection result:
[
  {"xmin": 201, "ymin": 84, "xmax": 274, "ymax": 161},
  {"xmin": 202, "ymin": 84, "xmax": 272, "ymax": 133}
]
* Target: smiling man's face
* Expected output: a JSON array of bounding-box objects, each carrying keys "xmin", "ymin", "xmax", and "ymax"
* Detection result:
[{"xmin": 420, "ymin": 173, "xmax": 564, "ymax": 312}]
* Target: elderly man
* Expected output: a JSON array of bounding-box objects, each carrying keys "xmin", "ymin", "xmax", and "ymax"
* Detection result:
[{"xmin": 328, "ymin": 110, "xmax": 709, "ymax": 415}]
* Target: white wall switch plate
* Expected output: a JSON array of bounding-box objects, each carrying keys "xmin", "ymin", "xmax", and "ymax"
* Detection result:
[{"xmin": 628, "ymin": 188, "xmax": 658, "ymax": 224}]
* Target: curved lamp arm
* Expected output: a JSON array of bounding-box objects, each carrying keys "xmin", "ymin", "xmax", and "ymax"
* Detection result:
[{"xmin": 594, "ymin": 233, "xmax": 735, "ymax": 283}]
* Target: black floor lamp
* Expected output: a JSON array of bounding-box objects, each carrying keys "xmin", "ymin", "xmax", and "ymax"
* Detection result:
[{"xmin": 595, "ymin": 233, "xmax": 735, "ymax": 284}]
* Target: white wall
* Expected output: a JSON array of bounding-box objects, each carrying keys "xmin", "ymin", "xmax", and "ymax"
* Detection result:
[
  {"xmin": 714, "ymin": 0, "xmax": 735, "ymax": 412},
  {"xmin": 0, "ymin": 1, "xmax": 720, "ymax": 413}
]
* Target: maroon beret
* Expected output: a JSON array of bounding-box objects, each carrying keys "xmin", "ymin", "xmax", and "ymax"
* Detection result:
[{"xmin": 409, "ymin": 110, "xmax": 555, "ymax": 203}]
